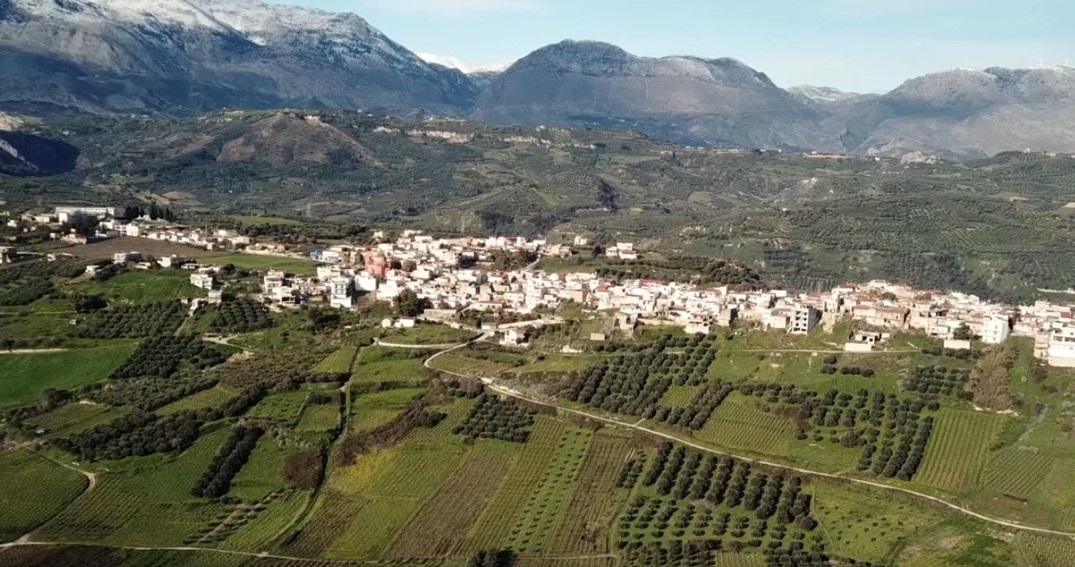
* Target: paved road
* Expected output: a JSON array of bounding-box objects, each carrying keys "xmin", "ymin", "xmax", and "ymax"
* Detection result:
[
  {"xmin": 426, "ymin": 342, "xmax": 1075, "ymax": 539},
  {"xmin": 375, "ymin": 338, "xmax": 468, "ymax": 350}
]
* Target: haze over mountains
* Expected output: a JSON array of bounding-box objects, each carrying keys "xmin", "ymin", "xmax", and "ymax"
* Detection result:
[{"xmin": 1, "ymin": 0, "xmax": 1074, "ymax": 159}]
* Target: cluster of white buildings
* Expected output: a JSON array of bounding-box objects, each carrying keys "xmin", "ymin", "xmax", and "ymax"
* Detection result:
[
  {"xmin": 8, "ymin": 205, "xmax": 1075, "ymax": 368},
  {"xmin": 254, "ymin": 231, "xmax": 1075, "ymax": 367}
]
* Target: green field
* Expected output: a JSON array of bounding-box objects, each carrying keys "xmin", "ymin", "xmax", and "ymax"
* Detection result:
[
  {"xmin": 380, "ymin": 324, "xmax": 477, "ymax": 346},
  {"xmin": 353, "ymin": 347, "xmax": 430, "ymax": 383},
  {"xmin": 350, "ymin": 388, "xmax": 427, "ymax": 433},
  {"xmin": 814, "ymin": 481, "xmax": 942, "ymax": 563},
  {"xmin": 202, "ymin": 253, "xmax": 317, "ymax": 275},
  {"xmin": 311, "ymin": 346, "xmax": 359, "ymax": 373},
  {"xmin": 71, "ymin": 270, "xmax": 206, "ymax": 302},
  {"xmin": 0, "ymin": 344, "xmax": 137, "ymax": 409},
  {"xmin": 0, "ymin": 450, "xmax": 89, "ymax": 542}
]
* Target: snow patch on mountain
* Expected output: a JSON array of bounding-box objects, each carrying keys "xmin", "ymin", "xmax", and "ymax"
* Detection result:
[{"xmin": 418, "ymin": 52, "xmax": 470, "ymax": 72}]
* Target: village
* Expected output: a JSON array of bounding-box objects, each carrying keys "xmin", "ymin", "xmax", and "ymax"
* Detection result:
[{"xmin": 4, "ymin": 205, "xmax": 1075, "ymax": 367}]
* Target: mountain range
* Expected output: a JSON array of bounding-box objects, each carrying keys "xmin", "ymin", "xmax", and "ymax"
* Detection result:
[{"xmin": 2, "ymin": 0, "xmax": 1074, "ymax": 159}]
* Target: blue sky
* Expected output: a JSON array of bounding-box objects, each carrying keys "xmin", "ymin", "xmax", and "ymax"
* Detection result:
[{"xmin": 288, "ymin": 0, "xmax": 1074, "ymax": 93}]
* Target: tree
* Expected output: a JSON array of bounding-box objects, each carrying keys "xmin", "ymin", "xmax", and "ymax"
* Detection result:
[
  {"xmin": 71, "ymin": 293, "xmax": 107, "ymax": 313},
  {"xmin": 953, "ymin": 324, "xmax": 974, "ymax": 341},
  {"xmin": 401, "ymin": 260, "xmax": 417, "ymax": 272},
  {"xmin": 394, "ymin": 289, "xmax": 428, "ymax": 317},
  {"xmin": 597, "ymin": 179, "xmax": 620, "ymax": 211}
]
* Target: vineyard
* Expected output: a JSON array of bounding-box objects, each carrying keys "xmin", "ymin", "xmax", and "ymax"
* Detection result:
[
  {"xmin": 914, "ymin": 409, "xmax": 1006, "ymax": 491},
  {"xmin": 0, "ymin": 450, "xmax": 88, "ymax": 542}
]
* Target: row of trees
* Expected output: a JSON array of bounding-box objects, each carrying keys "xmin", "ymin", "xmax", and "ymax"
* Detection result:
[
  {"xmin": 192, "ymin": 425, "xmax": 265, "ymax": 498},
  {"xmin": 209, "ymin": 297, "xmax": 273, "ymax": 334},
  {"xmin": 77, "ymin": 300, "xmax": 188, "ymax": 339},
  {"xmin": 0, "ymin": 278, "xmax": 54, "ymax": 306},
  {"xmin": 453, "ymin": 394, "xmax": 536, "ymax": 443},
  {"xmin": 111, "ymin": 336, "xmax": 228, "ymax": 380},
  {"xmin": 56, "ymin": 411, "xmax": 204, "ymax": 462},
  {"xmin": 902, "ymin": 365, "xmax": 973, "ymax": 397}
]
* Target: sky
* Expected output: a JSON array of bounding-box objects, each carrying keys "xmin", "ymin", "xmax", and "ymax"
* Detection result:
[{"xmin": 286, "ymin": 0, "xmax": 1075, "ymax": 93}]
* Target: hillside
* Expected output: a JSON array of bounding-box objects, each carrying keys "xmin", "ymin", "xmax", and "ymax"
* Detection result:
[{"xmin": 3, "ymin": 110, "xmax": 1075, "ymax": 302}]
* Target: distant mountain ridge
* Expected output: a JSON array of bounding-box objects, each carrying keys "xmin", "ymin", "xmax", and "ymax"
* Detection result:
[
  {"xmin": 0, "ymin": 0, "xmax": 477, "ymax": 114},
  {"xmin": 1, "ymin": 0, "xmax": 1074, "ymax": 159}
]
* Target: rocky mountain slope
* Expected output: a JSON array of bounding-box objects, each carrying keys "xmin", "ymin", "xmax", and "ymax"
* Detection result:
[
  {"xmin": 0, "ymin": 112, "xmax": 78, "ymax": 175},
  {"xmin": 0, "ymin": 0, "xmax": 477, "ymax": 114},
  {"xmin": 843, "ymin": 67, "xmax": 1075, "ymax": 159},
  {"xmin": 473, "ymin": 41, "xmax": 840, "ymax": 151}
]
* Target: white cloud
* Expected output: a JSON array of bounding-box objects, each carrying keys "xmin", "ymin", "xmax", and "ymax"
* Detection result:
[{"xmin": 368, "ymin": 0, "xmax": 544, "ymax": 14}]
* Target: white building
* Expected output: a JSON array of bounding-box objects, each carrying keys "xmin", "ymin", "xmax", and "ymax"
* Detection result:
[
  {"xmin": 329, "ymin": 276, "xmax": 353, "ymax": 309},
  {"xmin": 190, "ymin": 272, "xmax": 215, "ymax": 290},
  {"xmin": 1047, "ymin": 327, "xmax": 1075, "ymax": 368},
  {"xmin": 981, "ymin": 314, "xmax": 1011, "ymax": 345}
]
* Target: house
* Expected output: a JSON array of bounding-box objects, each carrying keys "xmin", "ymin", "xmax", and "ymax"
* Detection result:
[
  {"xmin": 190, "ymin": 272, "xmax": 215, "ymax": 290},
  {"xmin": 113, "ymin": 251, "xmax": 142, "ymax": 265},
  {"xmin": 159, "ymin": 255, "xmax": 187, "ymax": 269}
]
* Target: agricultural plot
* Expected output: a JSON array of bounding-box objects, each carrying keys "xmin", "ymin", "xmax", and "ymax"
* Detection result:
[
  {"xmin": 75, "ymin": 300, "xmax": 188, "ymax": 339},
  {"xmin": 503, "ymin": 427, "xmax": 594, "ymax": 554},
  {"xmin": 157, "ymin": 385, "xmax": 236, "ymax": 415},
  {"xmin": 296, "ymin": 402, "xmax": 340, "ymax": 432},
  {"xmin": 380, "ymin": 324, "xmax": 476, "ymax": 346},
  {"xmin": 353, "ymin": 347, "xmax": 429, "ymax": 384},
  {"xmin": 0, "ymin": 450, "xmax": 89, "ymax": 542},
  {"xmin": 659, "ymin": 385, "xmax": 698, "ymax": 409},
  {"xmin": 713, "ymin": 554, "xmax": 766, "ymax": 567},
  {"xmin": 246, "ymin": 391, "xmax": 309, "ymax": 426},
  {"xmin": 71, "ymin": 270, "xmax": 206, "ymax": 302},
  {"xmin": 1015, "ymin": 532, "xmax": 1075, "ymax": 567},
  {"xmin": 548, "ymin": 432, "xmax": 633, "ymax": 554},
  {"xmin": 465, "ymin": 418, "xmax": 573, "ymax": 550},
  {"xmin": 0, "ymin": 344, "xmax": 136, "ymax": 409},
  {"xmin": 982, "ymin": 448, "xmax": 1053, "ymax": 500},
  {"xmin": 915, "ymin": 409, "xmax": 1007, "ymax": 492},
  {"xmin": 311, "ymin": 346, "xmax": 359, "ymax": 374},
  {"xmin": 349, "ymin": 387, "xmax": 427, "ymax": 433},
  {"xmin": 36, "ymin": 429, "xmax": 235, "ymax": 546},
  {"xmin": 290, "ymin": 448, "xmax": 463, "ymax": 560},
  {"xmin": 387, "ymin": 444, "xmax": 516, "ymax": 558},
  {"xmin": 897, "ymin": 523, "xmax": 1016, "ymax": 567},
  {"xmin": 227, "ymin": 436, "xmax": 294, "ymax": 502},
  {"xmin": 201, "ymin": 253, "xmax": 318, "ymax": 276},
  {"xmin": 22, "ymin": 402, "xmax": 127, "ymax": 439},
  {"xmin": 813, "ymin": 481, "xmax": 941, "ymax": 563},
  {"xmin": 695, "ymin": 393, "xmax": 793, "ymax": 458}
]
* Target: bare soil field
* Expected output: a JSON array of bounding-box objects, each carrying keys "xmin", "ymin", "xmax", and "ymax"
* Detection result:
[{"xmin": 60, "ymin": 237, "xmax": 218, "ymax": 261}]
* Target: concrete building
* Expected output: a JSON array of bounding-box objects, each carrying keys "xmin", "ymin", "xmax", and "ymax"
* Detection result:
[
  {"xmin": 791, "ymin": 306, "xmax": 821, "ymax": 335},
  {"xmin": 981, "ymin": 314, "xmax": 1011, "ymax": 345}
]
